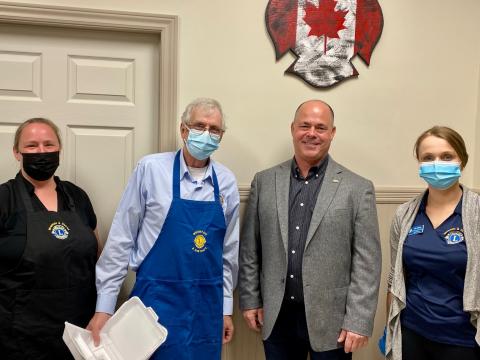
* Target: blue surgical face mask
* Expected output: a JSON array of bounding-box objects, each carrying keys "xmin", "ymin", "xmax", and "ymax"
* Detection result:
[
  {"xmin": 419, "ymin": 161, "xmax": 461, "ymax": 189},
  {"xmin": 184, "ymin": 127, "xmax": 220, "ymax": 160}
]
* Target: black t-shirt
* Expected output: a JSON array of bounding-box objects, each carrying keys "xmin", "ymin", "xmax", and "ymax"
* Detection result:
[{"xmin": 0, "ymin": 173, "xmax": 97, "ymax": 274}]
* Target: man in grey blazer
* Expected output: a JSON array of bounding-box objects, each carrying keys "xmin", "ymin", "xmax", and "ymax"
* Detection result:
[{"xmin": 239, "ymin": 100, "xmax": 381, "ymax": 360}]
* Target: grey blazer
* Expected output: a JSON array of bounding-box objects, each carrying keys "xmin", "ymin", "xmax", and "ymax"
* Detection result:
[
  {"xmin": 386, "ymin": 187, "xmax": 480, "ymax": 360},
  {"xmin": 239, "ymin": 157, "xmax": 381, "ymax": 352}
]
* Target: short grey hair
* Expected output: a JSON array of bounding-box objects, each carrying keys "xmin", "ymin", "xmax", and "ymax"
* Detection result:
[{"xmin": 181, "ymin": 98, "xmax": 226, "ymax": 130}]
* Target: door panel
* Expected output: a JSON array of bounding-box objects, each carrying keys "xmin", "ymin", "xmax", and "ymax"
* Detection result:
[
  {"xmin": 0, "ymin": 23, "xmax": 159, "ymax": 245},
  {"xmin": 66, "ymin": 126, "xmax": 134, "ymax": 233},
  {"xmin": 0, "ymin": 50, "xmax": 42, "ymax": 100},
  {"xmin": 68, "ymin": 55, "xmax": 135, "ymax": 104}
]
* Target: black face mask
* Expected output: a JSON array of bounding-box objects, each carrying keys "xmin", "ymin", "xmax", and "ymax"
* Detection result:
[{"xmin": 21, "ymin": 151, "xmax": 60, "ymax": 181}]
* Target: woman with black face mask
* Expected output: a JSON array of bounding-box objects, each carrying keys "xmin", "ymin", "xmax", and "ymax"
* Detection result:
[{"xmin": 0, "ymin": 118, "xmax": 100, "ymax": 359}]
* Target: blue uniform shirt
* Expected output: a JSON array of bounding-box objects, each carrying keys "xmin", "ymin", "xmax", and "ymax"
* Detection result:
[{"xmin": 401, "ymin": 191, "xmax": 476, "ymax": 347}]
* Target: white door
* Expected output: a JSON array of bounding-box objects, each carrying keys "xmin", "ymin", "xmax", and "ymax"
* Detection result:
[{"xmin": 0, "ymin": 23, "xmax": 160, "ymax": 245}]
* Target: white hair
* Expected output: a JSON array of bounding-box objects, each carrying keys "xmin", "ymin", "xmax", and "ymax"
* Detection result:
[{"xmin": 181, "ymin": 98, "xmax": 226, "ymax": 130}]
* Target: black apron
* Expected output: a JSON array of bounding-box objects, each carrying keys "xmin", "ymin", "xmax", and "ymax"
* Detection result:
[{"xmin": 0, "ymin": 178, "xmax": 97, "ymax": 359}]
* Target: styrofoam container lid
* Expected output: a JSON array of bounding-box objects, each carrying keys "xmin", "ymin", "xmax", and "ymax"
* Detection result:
[
  {"xmin": 63, "ymin": 296, "xmax": 168, "ymax": 360},
  {"xmin": 104, "ymin": 296, "xmax": 168, "ymax": 360}
]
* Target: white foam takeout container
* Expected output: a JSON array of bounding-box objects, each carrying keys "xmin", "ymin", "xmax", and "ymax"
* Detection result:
[{"xmin": 63, "ymin": 296, "xmax": 168, "ymax": 360}]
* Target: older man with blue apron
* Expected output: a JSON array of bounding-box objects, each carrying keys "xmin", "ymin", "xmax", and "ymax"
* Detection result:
[
  {"xmin": 88, "ymin": 98, "xmax": 239, "ymax": 360},
  {"xmin": 131, "ymin": 150, "xmax": 225, "ymax": 359}
]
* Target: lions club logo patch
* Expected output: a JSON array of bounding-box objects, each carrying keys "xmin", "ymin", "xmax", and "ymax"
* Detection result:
[
  {"xmin": 443, "ymin": 227, "xmax": 464, "ymax": 245},
  {"xmin": 48, "ymin": 221, "xmax": 70, "ymax": 240},
  {"xmin": 192, "ymin": 230, "xmax": 207, "ymax": 253}
]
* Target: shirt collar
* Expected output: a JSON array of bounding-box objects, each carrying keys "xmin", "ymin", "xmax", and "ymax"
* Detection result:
[
  {"xmin": 419, "ymin": 192, "xmax": 428, "ymax": 213},
  {"xmin": 419, "ymin": 189, "xmax": 463, "ymax": 215},
  {"xmin": 16, "ymin": 171, "xmax": 60, "ymax": 195},
  {"xmin": 291, "ymin": 155, "xmax": 329, "ymax": 180},
  {"xmin": 179, "ymin": 148, "xmax": 213, "ymax": 183},
  {"xmin": 454, "ymin": 193, "xmax": 463, "ymax": 215}
]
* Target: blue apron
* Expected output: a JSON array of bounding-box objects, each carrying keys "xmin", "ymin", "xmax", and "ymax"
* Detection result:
[{"xmin": 130, "ymin": 151, "xmax": 226, "ymax": 360}]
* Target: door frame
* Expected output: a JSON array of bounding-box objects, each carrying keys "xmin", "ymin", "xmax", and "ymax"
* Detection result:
[{"xmin": 0, "ymin": 1, "xmax": 178, "ymax": 152}]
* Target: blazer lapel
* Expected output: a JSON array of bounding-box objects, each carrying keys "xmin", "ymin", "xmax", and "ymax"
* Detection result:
[
  {"xmin": 305, "ymin": 158, "xmax": 343, "ymax": 248},
  {"xmin": 275, "ymin": 161, "xmax": 291, "ymax": 260}
]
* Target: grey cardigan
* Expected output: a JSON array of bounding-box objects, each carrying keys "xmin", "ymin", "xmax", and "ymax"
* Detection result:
[{"xmin": 386, "ymin": 186, "xmax": 480, "ymax": 360}]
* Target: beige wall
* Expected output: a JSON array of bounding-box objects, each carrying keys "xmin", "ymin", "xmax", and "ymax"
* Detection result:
[
  {"xmin": 4, "ymin": 0, "xmax": 480, "ymax": 359},
  {"xmin": 8, "ymin": 0, "xmax": 480, "ymax": 188},
  {"xmin": 475, "ymin": 71, "xmax": 480, "ymax": 188}
]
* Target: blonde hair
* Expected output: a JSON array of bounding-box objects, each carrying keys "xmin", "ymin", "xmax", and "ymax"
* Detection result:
[{"xmin": 14, "ymin": 118, "xmax": 62, "ymax": 151}]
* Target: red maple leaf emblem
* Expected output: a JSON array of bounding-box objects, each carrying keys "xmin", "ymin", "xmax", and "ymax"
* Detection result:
[{"xmin": 303, "ymin": 0, "xmax": 348, "ymax": 54}]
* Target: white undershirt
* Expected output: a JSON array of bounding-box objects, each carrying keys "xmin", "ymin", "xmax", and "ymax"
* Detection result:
[{"xmin": 187, "ymin": 166, "xmax": 208, "ymax": 182}]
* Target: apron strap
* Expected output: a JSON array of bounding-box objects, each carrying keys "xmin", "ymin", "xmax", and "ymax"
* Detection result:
[
  {"xmin": 211, "ymin": 167, "xmax": 220, "ymax": 202},
  {"xmin": 56, "ymin": 181, "xmax": 76, "ymax": 211},
  {"xmin": 16, "ymin": 176, "xmax": 35, "ymax": 213},
  {"xmin": 173, "ymin": 151, "xmax": 181, "ymax": 199},
  {"xmin": 173, "ymin": 150, "xmax": 221, "ymax": 202}
]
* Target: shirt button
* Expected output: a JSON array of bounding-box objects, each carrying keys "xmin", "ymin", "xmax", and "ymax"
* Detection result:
[
  {"xmin": 292, "ymin": 250, "xmax": 296, "ymax": 254},
  {"xmin": 290, "ymin": 274, "xmax": 294, "ymax": 278},
  {"xmin": 316, "ymin": 174, "xmax": 319, "ymax": 178},
  {"xmin": 295, "ymin": 226, "xmax": 299, "ymax": 230},
  {"xmin": 305, "ymin": 181, "xmax": 309, "ymax": 184},
  {"xmin": 290, "ymin": 296, "xmax": 295, "ymax": 300},
  {"xmin": 300, "ymin": 203, "xmax": 304, "ymax": 207}
]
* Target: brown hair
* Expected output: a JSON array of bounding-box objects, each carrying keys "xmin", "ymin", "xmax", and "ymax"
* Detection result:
[
  {"xmin": 414, "ymin": 126, "xmax": 468, "ymax": 168},
  {"xmin": 13, "ymin": 117, "xmax": 62, "ymax": 152}
]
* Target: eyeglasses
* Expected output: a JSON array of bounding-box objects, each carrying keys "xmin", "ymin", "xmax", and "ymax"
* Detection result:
[{"xmin": 185, "ymin": 124, "xmax": 224, "ymax": 141}]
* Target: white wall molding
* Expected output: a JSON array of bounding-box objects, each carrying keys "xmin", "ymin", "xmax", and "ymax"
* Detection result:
[
  {"xmin": 374, "ymin": 187, "xmax": 422, "ymax": 204},
  {"xmin": 0, "ymin": 1, "xmax": 178, "ymax": 152},
  {"xmin": 238, "ymin": 185, "xmax": 479, "ymax": 204}
]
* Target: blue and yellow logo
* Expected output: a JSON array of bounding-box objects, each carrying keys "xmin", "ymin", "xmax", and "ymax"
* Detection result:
[
  {"xmin": 48, "ymin": 222, "xmax": 70, "ymax": 240},
  {"xmin": 444, "ymin": 227, "xmax": 464, "ymax": 245},
  {"xmin": 192, "ymin": 230, "xmax": 207, "ymax": 253}
]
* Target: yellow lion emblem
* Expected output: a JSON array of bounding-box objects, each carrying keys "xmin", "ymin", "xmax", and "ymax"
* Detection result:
[{"xmin": 194, "ymin": 234, "xmax": 207, "ymax": 249}]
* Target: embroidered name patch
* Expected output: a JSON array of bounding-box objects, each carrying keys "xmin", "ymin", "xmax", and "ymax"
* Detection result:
[
  {"xmin": 408, "ymin": 225, "xmax": 424, "ymax": 236},
  {"xmin": 48, "ymin": 221, "xmax": 70, "ymax": 240}
]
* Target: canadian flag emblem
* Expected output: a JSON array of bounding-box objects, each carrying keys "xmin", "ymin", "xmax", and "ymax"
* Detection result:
[{"xmin": 266, "ymin": 0, "xmax": 383, "ymax": 87}]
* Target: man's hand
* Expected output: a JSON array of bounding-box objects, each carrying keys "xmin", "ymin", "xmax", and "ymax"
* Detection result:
[
  {"xmin": 242, "ymin": 308, "xmax": 264, "ymax": 332},
  {"xmin": 223, "ymin": 315, "xmax": 234, "ymax": 344},
  {"xmin": 86, "ymin": 312, "xmax": 112, "ymax": 346},
  {"xmin": 337, "ymin": 329, "xmax": 368, "ymax": 353}
]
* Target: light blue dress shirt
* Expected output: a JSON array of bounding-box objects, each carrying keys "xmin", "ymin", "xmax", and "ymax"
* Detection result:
[{"xmin": 95, "ymin": 149, "xmax": 240, "ymax": 315}]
